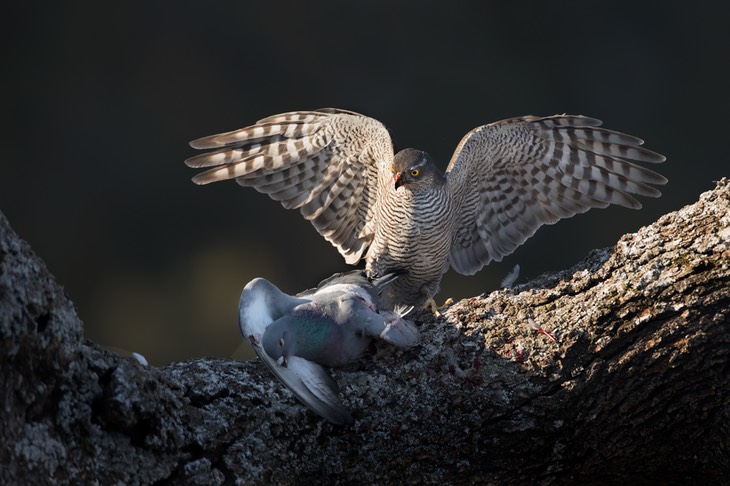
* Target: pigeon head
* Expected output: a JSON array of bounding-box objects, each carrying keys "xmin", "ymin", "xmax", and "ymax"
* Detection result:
[{"xmin": 262, "ymin": 309, "xmax": 338, "ymax": 365}]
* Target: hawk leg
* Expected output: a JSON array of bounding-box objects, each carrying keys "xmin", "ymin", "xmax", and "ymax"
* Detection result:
[{"xmin": 422, "ymin": 297, "xmax": 454, "ymax": 317}]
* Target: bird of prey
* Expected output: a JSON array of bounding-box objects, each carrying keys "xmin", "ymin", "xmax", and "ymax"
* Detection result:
[
  {"xmin": 187, "ymin": 108, "xmax": 666, "ymax": 310},
  {"xmin": 239, "ymin": 270, "xmax": 419, "ymax": 425}
]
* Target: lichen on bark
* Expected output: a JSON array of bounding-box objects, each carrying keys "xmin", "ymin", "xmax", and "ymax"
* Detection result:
[{"xmin": 1, "ymin": 179, "xmax": 728, "ymax": 485}]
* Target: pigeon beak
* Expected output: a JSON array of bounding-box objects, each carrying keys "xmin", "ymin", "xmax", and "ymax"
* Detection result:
[{"xmin": 394, "ymin": 172, "xmax": 403, "ymax": 190}]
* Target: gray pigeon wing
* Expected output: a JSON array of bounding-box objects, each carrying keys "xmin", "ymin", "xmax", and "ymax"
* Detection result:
[
  {"xmin": 445, "ymin": 115, "xmax": 666, "ymax": 275},
  {"xmin": 299, "ymin": 270, "xmax": 402, "ymax": 308},
  {"xmin": 253, "ymin": 348, "xmax": 353, "ymax": 426},
  {"xmin": 186, "ymin": 109, "xmax": 394, "ymax": 265},
  {"xmin": 357, "ymin": 307, "xmax": 420, "ymax": 348},
  {"xmin": 311, "ymin": 269, "xmax": 402, "ymax": 290},
  {"xmin": 238, "ymin": 277, "xmax": 308, "ymax": 340},
  {"xmin": 297, "ymin": 269, "xmax": 370, "ymax": 298},
  {"xmin": 375, "ymin": 310, "xmax": 420, "ymax": 348}
]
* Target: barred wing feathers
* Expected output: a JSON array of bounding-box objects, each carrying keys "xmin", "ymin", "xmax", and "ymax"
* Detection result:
[
  {"xmin": 186, "ymin": 109, "xmax": 394, "ymax": 264},
  {"xmin": 446, "ymin": 115, "xmax": 666, "ymax": 275}
]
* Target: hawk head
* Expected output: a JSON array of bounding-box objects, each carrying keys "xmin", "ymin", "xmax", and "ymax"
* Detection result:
[{"xmin": 391, "ymin": 148, "xmax": 443, "ymax": 190}]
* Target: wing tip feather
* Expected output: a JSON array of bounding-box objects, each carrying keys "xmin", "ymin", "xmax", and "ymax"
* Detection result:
[{"xmin": 189, "ymin": 136, "xmax": 221, "ymax": 150}]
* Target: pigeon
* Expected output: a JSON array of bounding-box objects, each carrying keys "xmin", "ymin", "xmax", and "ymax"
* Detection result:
[{"xmin": 239, "ymin": 270, "xmax": 419, "ymax": 425}]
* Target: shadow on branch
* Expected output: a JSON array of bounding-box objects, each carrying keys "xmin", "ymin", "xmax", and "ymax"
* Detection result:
[{"xmin": 1, "ymin": 180, "xmax": 728, "ymax": 485}]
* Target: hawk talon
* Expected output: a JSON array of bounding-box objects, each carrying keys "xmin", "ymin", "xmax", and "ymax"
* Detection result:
[{"xmin": 423, "ymin": 297, "xmax": 454, "ymax": 316}]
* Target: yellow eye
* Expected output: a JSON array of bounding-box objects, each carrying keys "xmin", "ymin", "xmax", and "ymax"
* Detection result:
[
  {"xmin": 390, "ymin": 165, "xmax": 396, "ymax": 174},
  {"xmin": 410, "ymin": 169, "xmax": 420, "ymax": 177}
]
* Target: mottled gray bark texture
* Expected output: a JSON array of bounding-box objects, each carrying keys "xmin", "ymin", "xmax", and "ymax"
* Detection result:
[{"xmin": 2, "ymin": 179, "xmax": 729, "ymax": 485}]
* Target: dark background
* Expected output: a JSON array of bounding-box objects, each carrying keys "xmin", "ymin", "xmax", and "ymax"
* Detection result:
[{"xmin": 2, "ymin": 1, "xmax": 728, "ymax": 364}]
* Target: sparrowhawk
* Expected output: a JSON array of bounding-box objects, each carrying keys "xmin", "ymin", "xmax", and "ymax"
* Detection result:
[{"xmin": 187, "ymin": 108, "xmax": 666, "ymax": 309}]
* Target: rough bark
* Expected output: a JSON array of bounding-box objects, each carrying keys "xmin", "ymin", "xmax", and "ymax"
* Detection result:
[{"xmin": 2, "ymin": 179, "xmax": 729, "ymax": 485}]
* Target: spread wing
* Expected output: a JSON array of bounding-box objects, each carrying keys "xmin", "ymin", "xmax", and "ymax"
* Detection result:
[
  {"xmin": 446, "ymin": 115, "xmax": 667, "ymax": 275},
  {"xmin": 253, "ymin": 350, "xmax": 354, "ymax": 426},
  {"xmin": 186, "ymin": 108, "xmax": 394, "ymax": 264}
]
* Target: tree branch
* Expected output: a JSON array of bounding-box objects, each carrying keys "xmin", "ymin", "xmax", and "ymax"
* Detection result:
[{"xmin": 2, "ymin": 179, "xmax": 729, "ymax": 485}]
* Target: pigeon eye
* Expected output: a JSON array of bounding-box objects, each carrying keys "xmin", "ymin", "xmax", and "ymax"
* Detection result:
[
  {"xmin": 410, "ymin": 169, "xmax": 420, "ymax": 177},
  {"xmin": 390, "ymin": 165, "xmax": 396, "ymax": 174},
  {"xmin": 278, "ymin": 338, "xmax": 285, "ymax": 347}
]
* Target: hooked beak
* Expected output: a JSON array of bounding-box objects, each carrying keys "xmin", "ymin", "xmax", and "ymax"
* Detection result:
[{"xmin": 394, "ymin": 172, "xmax": 403, "ymax": 190}]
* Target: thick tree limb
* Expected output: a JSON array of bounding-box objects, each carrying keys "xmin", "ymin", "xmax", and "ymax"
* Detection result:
[{"xmin": 2, "ymin": 180, "xmax": 728, "ymax": 485}]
